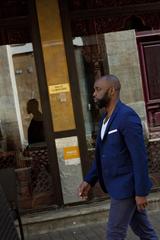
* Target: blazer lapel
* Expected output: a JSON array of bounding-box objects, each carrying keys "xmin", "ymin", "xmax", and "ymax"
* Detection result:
[
  {"xmin": 102, "ymin": 100, "xmax": 122, "ymax": 141},
  {"xmin": 97, "ymin": 113, "xmax": 106, "ymax": 143}
]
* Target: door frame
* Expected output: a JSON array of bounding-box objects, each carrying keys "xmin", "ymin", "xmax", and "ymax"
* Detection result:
[
  {"xmin": 58, "ymin": 0, "xmax": 90, "ymax": 176},
  {"xmin": 28, "ymin": 0, "xmax": 64, "ymax": 206}
]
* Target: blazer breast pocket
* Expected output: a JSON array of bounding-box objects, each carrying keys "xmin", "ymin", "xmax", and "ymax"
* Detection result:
[
  {"xmin": 108, "ymin": 129, "xmax": 118, "ymax": 135},
  {"xmin": 107, "ymin": 129, "xmax": 121, "ymax": 146}
]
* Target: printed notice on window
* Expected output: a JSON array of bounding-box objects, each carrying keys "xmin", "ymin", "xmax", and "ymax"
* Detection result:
[{"xmin": 49, "ymin": 83, "xmax": 70, "ymax": 94}]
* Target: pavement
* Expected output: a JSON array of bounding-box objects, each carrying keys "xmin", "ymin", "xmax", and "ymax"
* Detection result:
[{"xmin": 29, "ymin": 210, "xmax": 160, "ymax": 240}]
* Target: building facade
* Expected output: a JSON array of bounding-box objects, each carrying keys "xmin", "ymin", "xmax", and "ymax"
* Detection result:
[{"xmin": 0, "ymin": 0, "xmax": 160, "ymax": 213}]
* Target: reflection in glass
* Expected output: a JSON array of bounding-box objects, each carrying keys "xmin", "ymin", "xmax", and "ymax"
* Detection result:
[
  {"xmin": 27, "ymin": 98, "xmax": 45, "ymax": 145},
  {"xmin": 0, "ymin": 44, "xmax": 54, "ymax": 211}
]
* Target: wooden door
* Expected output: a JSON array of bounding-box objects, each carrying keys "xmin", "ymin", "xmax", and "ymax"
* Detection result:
[{"xmin": 137, "ymin": 31, "xmax": 160, "ymax": 134}]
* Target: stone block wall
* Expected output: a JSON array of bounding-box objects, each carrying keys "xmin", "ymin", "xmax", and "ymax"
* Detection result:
[
  {"xmin": 105, "ymin": 30, "xmax": 147, "ymax": 125},
  {"xmin": 0, "ymin": 46, "xmax": 21, "ymax": 150}
]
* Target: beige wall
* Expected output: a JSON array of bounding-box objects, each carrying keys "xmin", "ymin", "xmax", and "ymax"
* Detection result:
[
  {"xmin": 13, "ymin": 53, "xmax": 41, "ymax": 143},
  {"xmin": 10, "ymin": 45, "xmax": 45, "ymax": 148},
  {"xmin": 0, "ymin": 46, "xmax": 21, "ymax": 150},
  {"xmin": 105, "ymin": 30, "xmax": 147, "ymax": 122}
]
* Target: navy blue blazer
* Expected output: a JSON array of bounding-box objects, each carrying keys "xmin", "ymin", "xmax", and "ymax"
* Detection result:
[{"xmin": 84, "ymin": 100, "xmax": 152, "ymax": 199}]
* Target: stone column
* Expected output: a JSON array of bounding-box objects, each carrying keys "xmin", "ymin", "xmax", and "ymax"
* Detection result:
[{"xmin": 104, "ymin": 30, "xmax": 148, "ymax": 136}]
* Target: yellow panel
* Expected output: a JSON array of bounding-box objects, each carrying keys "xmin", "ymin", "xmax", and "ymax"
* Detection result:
[
  {"xmin": 35, "ymin": 0, "xmax": 76, "ymax": 131},
  {"xmin": 35, "ymin": 0, "xmax": 63, "ymax": 42},
  {"xmin": 49, "ymin": 92, "xmax": 75, "ymax": 131},
  {"xmin": 42, "ymin": 44, "xmax": 69, "ymax": 85}
]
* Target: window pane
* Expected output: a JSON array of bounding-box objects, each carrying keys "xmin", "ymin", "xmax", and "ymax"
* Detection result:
[{"xmin": 0, "ymin": 44, "xmax": 55, "ymax": 211}]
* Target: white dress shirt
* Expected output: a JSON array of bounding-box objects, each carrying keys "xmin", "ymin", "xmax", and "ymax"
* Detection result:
[{"xmin": 101, "ymin": 118, "xmax": 110, "ymax": 140}]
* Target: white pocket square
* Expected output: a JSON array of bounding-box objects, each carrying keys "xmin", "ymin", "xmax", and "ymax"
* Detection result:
[{"xmin": 108, "ymin": 129, "xmax": 118, "ymax": 135}]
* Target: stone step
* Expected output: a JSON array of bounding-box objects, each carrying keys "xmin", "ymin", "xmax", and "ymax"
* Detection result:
[{"xmin": 19, "ymin": 192, "xmax": 160, "ymax": 239}]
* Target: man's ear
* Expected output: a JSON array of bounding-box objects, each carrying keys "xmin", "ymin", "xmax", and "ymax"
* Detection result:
[{"xmin": 110, "ymin": 87, "xmax": 115, "ymax": 95}]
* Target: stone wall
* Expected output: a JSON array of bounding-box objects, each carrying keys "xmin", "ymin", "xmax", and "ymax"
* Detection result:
[
  {"xmin": 105, "ymin": 30, "xmax": 147, "ymax": 125},
  {"xmin": 0, "ymin": 46, "xmax": 20, "ymax": 150}
]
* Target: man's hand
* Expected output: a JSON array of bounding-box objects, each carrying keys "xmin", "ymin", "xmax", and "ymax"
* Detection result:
[
  {"xmin": 135, "ymin": 196, "xmax": 148, "ymax": 211},
  {"xmin": 78, "ymin": 181, "xmax": 91, "ymax": 200}
]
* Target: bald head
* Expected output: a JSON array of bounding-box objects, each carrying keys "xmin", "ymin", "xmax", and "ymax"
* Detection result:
[
  {"xmin": 93, "ymin": 74, "xmax": 121, "ymax": 109},
  {"xmin": 100, "ymin": 74, "xmax": 121, "ymax": 93}
]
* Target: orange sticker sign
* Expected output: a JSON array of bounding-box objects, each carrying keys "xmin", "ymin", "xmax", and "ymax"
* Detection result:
[{"xmin": 64, "ymin": 146, "xmax": 80, "ymax": 160}]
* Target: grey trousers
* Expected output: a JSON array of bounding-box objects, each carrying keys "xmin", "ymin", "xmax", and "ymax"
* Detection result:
[{"xmin": 106, "ymin": 197, "xmax": 158, "ymax": 240}]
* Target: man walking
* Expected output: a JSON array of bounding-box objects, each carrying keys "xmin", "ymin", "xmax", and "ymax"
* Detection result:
[{"xmin": 78, "ymin": 75, "xmax": 158, "ymax": 239}]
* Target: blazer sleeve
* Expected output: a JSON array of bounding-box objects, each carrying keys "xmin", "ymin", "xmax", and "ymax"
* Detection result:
[
  {"xmin": 121, "ymin": 110, "xmax": 152, "ymax": 196},
  {"xmin": 84, "ymin": 115, "xmax": 105, "ymax": 187},
  {"xmin": 84, "ymin": 159, "xmax": 98, "ymax": 187}
]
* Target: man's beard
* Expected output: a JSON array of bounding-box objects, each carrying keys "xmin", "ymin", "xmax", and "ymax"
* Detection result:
[{"xmin": 95, "ymin": 91, "xmax": 111, "ymax": 109}]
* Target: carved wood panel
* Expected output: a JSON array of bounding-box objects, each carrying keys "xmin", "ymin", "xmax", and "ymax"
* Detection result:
[
  {"xmin": 6, "ymin": 27, "xmax": 31, "ymax": 44},
  {"xmin": 0, "ymin": 0, "xmax": 28, "ymax": 19},
  {"xmin": 68, "ymin": 0, "xmax": 160, "ymax": 10},
  {"xmin": 0, "ymin": 25, "xmax": 31, "ymax": 45},
  {"xmin": 0, "ymin": 0, "xmax": 30, "ymax": 45},
  {"xmin": 71, "ymin": 13, "xmax": 160, "ymax": 37}
]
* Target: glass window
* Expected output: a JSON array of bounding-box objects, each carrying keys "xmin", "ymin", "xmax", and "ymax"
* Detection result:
[{"xmin": 0, "ymin": 44, "xmax": 55, "ymax": 211}]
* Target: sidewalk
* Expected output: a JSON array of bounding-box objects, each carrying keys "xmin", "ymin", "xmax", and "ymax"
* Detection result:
[
  {"xmin": 21, "ymin": 192, "xmax": 160, "ymax": 239},
  {"xmin": 29, "ymin": 210, "xmax": 160, "ymax": 240}
]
